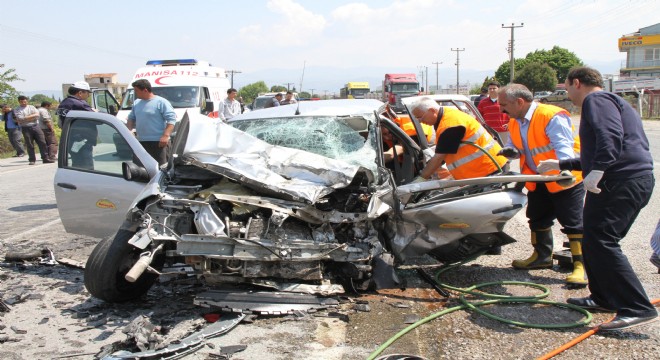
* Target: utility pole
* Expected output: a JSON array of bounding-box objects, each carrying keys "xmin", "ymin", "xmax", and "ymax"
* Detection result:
[
  {"xmin": 451, "ymin": 48, "xmax": 465, "ymax": 94},
  {"xmin": 425, "ymin": 66, "xmax": 428, "ymax": 95},
  {"xmin": 502, "ymin": 23, "xmax": 524, "ymax": 83},
  {"xmin": 309, "ymin": 88, "xmax": 315, "ymax": 97},
  {"xmin": 226, "ymin": 70, "xmax": 242, "ymax": 88},
  {"xmin": 285, "ymin": 82, "xmax": 295, "ymax": 91},
  {"xmin": 432, "ymin": 61, "xmax": 443, "ymax": 93}
]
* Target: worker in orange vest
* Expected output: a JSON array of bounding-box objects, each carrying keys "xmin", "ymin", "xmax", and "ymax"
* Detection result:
[
  {"xmin": 408, "ymin": 97, "xmax": 508, "ymax": 181},
  {"xmin": 497, "ymin": 84, "xmax": 586, "ymax": 286}
]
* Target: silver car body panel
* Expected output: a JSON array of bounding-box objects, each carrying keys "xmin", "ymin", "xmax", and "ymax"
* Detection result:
[
  {"xmin": 54, "ymin": 111, "xmax": 159, "ymax": 239},
  {"xmin": 392, "ymin": 190, "xmax": 527, "ymax": 260}
]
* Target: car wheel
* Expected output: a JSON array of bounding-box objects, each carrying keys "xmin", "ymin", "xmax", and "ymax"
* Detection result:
[
  {"xmin": 540, "ymin": 98, "xmax": 548, "ymax": 103},
  {"xmin": 84, "ymin": 229, "xmax": 161, "ymax": 302}
]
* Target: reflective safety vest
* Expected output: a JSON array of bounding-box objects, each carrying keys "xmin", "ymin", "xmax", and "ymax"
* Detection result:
[
  {"xmin": 394, "ymin": 115, "xmax": 434, "ymax": 143},
  {"xmin": 436, "ymin": 108, "xmax": 508, "ymax": 180},
  {"xmin": 508, "ymin": 104, "xmax": 583, "ymax": 193}
]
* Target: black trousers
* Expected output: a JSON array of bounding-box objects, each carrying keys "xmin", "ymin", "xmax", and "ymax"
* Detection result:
[
  {"xmin": 140, "ymin": 141, "xmax": 168, "ymax": 166},
  {"xmin": 526, "ymin": 182, "xmax": 584, "ymax": 234},
  {"xmin": 583, "ymin": 173, "xmax": 656, "ymax": 317},
  {"xmin": 21, "ymin": 124, "xmax": 48, "ymax": 162}
]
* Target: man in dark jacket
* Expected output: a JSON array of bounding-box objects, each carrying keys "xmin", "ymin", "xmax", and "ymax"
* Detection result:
[
  {"xmin": 2, "ymin": 104, "xmax": 25, "ymax": 157},
  {"xmin": 57, "ymin": 81, "xmax": 97, "ymax": 169},
  {"xmin": 540, "ymin": 66, "xmax": 657, "ymax": 332}
]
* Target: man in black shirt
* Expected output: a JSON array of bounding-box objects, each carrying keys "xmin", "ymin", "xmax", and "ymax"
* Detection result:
[{"xmin": 542, "ymin": 66, "xmax": 657, "ymax": 332}]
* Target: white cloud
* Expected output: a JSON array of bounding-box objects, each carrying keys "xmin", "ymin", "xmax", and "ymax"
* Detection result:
[{"xmin": 239, "ymin": 0, "xmax": 327, "ymax": 47}]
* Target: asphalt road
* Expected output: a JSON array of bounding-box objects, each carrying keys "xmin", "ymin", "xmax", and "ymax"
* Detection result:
[{"xmin": 1, "ymin": 118, "xmax": 659, "ymax": 359}]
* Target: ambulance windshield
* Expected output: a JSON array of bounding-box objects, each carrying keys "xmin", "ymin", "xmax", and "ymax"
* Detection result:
[{"xmin": 120, "ymin": 86, "xmax": 200, "ymax": 110}]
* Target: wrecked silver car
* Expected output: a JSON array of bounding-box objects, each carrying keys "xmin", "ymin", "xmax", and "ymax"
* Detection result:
[{"xmin": 54, "ymin": 99, "xmax": 564, "ymax": 304}]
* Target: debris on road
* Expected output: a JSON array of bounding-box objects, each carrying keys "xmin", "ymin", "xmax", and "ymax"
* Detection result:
[
  {"xmin": 194, "ymin": 289, "xmax": 339, "ymax": 315},
  {"xmin": 98, "ymin": 312, "xmax": 244, "ymax": 360}
]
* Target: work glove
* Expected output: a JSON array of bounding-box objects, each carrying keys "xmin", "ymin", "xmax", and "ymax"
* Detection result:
[
  {"xmin": 537, "ymin": 159, "xmax": 560, "ymax": 174},
  {"xmin": 497, "ymin": 147, "xmax": 520, "ymax": 159},
  {"xmin": 583, "ymin": 170, "xmax": 604, "ymax": 194},
  {"xmin": 411, "ymin": 176, "xmax": 426, "ymax": 184}
]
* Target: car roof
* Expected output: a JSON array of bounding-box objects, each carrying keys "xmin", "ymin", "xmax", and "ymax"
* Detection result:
[
  {"xmin": 232, "ymin": 99, "xmax": 384, "ymax": 120},
  {"xmin": 400, "ymin": 94, "xmax": 471, "ymax": 105}
]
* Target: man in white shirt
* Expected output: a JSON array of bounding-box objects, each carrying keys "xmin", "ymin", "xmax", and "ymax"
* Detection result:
[{"xmin": 218, "ymin": 88, "xmax": 241, "ymax": 122}]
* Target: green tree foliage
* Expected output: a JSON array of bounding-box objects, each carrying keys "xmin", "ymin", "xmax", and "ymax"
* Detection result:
[
  {"xmin": 299, "ymin": 91, "xmax": 311, "ymax": 99},
  {"xmin": 494, "ymin": 46, "xmax": 583, "ymax": 86},
  {"xmin": 0, "ymin": 64, "xmax": 23, "ymax": 105},
  {"xmin": 469, "ymin": 84, "xmax": 482, "ymax": 95},
  {"xmin": 494, "ymin": 59, "xmax": 528, "ymax": 86},
  {"xmin": 238, "ymin": 81, "xmax": 269, "ymax": 104},
  {"xmin": 513, "ymin": 62, "xmax": 557, "ymax": 94},
  {"xmin": 526, "ymin": 46, "xmax": 583, "ymax": 83},
  {"xmin": 270, "ymin": 85, "xmax": 287, "ymax": 93},
  {"xmin": 30, "ymin": 94, "xmax": 57, "ymax": 105}
]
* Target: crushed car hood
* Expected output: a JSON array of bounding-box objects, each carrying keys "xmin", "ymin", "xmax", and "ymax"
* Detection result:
[{"xmin": 179, "ymin": 114, "xmax": 369, "ymax": 204}]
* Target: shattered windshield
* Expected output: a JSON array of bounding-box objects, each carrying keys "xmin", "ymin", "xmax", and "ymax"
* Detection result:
[{"xmin": 231, "ymin": 115, "xmax": 379, "ymax": 174}]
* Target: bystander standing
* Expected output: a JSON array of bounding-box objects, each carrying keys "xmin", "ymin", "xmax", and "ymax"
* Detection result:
[
  {"xmin": 1, "ymin": 104, "xmax": 25, "ymax": 157},
  {"xmin": 13, "ymin": 95, "xmax": 50, "ymax": 165},
  {"xmin": 218, "ymin": 88, "xmax": 241, "ymax": 122},
  {"xmin": 38, "ymin": 101, "xmax": 57, "ymax": 162},
  {"xmin": 127, "ymin": 79, "xmax": 177, "ymax": 166}
]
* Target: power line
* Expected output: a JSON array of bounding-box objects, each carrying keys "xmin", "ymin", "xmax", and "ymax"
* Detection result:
[{"xmin": 502, "ymin": 23, "xmax": 524, "ymax": 83}]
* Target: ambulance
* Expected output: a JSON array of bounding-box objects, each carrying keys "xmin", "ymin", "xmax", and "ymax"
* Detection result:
[{"xmin": 116, "ymin": 59, "xmax": 231, "ymax": 122}]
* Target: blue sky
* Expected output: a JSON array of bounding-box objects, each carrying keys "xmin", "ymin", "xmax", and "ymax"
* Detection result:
[{"xmin": 1, "ymin": 0, "xmax": 658, "ymax": 95}]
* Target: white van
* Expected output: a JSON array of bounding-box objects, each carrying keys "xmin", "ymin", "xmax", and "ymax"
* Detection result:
[{"xmin": 116, "ymin": 59, "xmax": 230, "ymax": 122}]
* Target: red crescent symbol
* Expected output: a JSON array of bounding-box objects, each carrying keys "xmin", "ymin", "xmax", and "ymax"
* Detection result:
[{"xmin": 155, "ymin": 76, "xmax": 171, "ymax": 85}]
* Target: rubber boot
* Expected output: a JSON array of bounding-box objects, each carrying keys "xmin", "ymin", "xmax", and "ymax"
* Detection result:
[
  {"xmin": 565, "ymin": 234, "xmax": 588, "ymax": 286},
  {"xmin": 512, "ymin": 228, "xmax": 553, "ymax": 269}
]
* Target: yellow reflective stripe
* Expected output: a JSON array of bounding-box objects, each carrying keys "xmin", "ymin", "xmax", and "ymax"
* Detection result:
[
  {"xmin": 529, "ymin": 143, "xmax": 554, "ymax": 157},
  {"xmin": 447, "ymin": 145, "xmax": 489, "ymax": 170},
  {"xmin": 465, "ymin": 127, "xmax": 485, "ymax": 143}
]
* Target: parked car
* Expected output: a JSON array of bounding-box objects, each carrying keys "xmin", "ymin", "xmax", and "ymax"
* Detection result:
[
  {"xmin": 534, "ymin": 91, "xmax": 552, "ymax": 99},
  {"xmin": 249, "ymin": 92, "xmax": 299, "ymax": 110},
  {"xmin": 55, "ymin": 100, "xmax": 567, "ymax": 305},
  {"xmin": 537, "ymin": 89, "xmax": 569, "ymax": 103}
]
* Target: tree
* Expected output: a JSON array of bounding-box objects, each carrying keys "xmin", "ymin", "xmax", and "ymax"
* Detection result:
[
  {"xmin": 270, "ymin": 85, "xmax": 287, "ymax": 93},
  {"xmin": 494, "ymin": 59, "xmax": 528, "ymax": 86},
  {"xmin": 494, "ymin": 46, "xmax": 583, "ymax": 85},
  {"xmin": 238, "ymin": 81, "xmax": 268, "ymax": 104},
  {"xmin": 513, "ymin": 62, "xmax": 557, "ymax": 94},
  {"xmin": 526, "ymin": 46, "xmax": 583, "ymax": 83},
  {"xmin": 30, "ymin": 94, "xmax": 57, "ymax": 105},
  {"xmin": 299, "ymin": 91, "xmax": 311, "ymax": 99},
  {"xmin": 0, "ymin": 64, "xmax": 23, "ymax": 105}
]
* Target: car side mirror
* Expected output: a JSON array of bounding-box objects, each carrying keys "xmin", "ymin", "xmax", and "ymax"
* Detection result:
[{"xmin": 122, "ymin": 161, "xmax": 151, "ymax": 183}]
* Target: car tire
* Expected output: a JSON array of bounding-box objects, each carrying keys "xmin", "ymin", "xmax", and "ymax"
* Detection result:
[
  {"xmin": 540, "ymin": 98, "xmax": 548, "ymax": 103},
  {"xmin": 84, "ymin": 229, "xmax": 161, "ymax": 302}
]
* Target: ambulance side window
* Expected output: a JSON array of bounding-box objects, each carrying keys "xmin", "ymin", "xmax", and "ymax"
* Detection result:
[{"xmin": 201, "ymin": 87, "xmax": 212, "ymax": 114}]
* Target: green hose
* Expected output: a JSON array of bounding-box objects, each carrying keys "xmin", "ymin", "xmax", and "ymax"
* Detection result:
[{"xmin": 366, "ymin": 255, "xmax": 593, "ymax": 360}]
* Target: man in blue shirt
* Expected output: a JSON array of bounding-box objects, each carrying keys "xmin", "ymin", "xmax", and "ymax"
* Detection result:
[
  {"xmin": 127, "ymin": 79, "xmax": 177, "ymax": 166},
  {"xmin": 2, "ymin": 104, "xmax": 25, "ymax": 157}
]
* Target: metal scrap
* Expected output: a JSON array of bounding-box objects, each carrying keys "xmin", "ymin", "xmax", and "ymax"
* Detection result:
[
  {"xmin": 194, "ymin": 289, "xmax": 339, "ymax": 315},
  {"xmin": 102, "ymin": 312, "xmax": 244, "ymax": 360}
]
